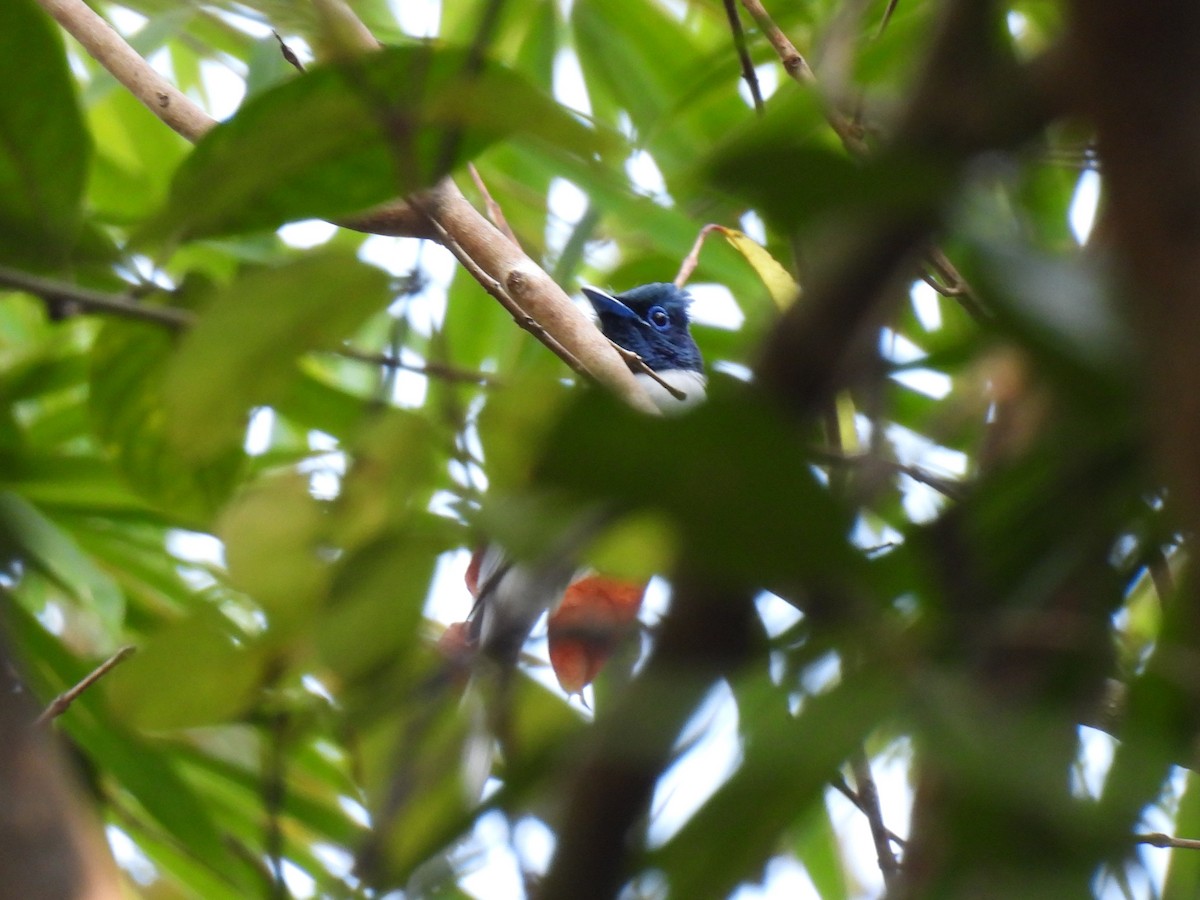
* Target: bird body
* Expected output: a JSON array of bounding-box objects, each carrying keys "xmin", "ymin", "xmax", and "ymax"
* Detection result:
[{"xmin": 459, "ymin": 283, "xmax": 705, "ymax": 692}]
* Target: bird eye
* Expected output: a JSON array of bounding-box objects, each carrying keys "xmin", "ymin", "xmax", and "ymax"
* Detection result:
[{"xmin": 648, "ymin": 306, "xmax": 670, "ymax": 330}]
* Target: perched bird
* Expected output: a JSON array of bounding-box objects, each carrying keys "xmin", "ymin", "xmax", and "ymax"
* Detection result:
[
  {"xmin": 582, "ymin": 283, "xmax": 706, "ymax": 413},
  {"xmin": 456, "ymin": 282, "xmax": 705, "ymax": 693}
]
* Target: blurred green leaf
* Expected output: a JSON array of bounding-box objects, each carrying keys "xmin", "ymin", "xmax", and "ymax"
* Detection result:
[
  {"xmin": 149, "ymin": 43, "xmax": 617, "ymax": 240},
  {"xmin": 540, "ymin": 382, "xmax": 860, "ymax": 587},
  {"xmin": 91, "ymin": 320, "xmax": 245, "ymax": 525},
  {"xmin": 162, "ymin": 251, "xmax": 390, "ymax": 461},
  {"xmin": 218, "ymin": 471, "xmax": 330, "ymax": 630},
  {"xmin": 704, "ymin": 90, "xmax": 945, "ymax": 232},
  {"xmin": 0, "ymin": 490, "xmax": 124, "ymax": 631},
  {"xmin": 106, "ymin": 604, "xmax": 267, "ymax": 729},
  {"xmin": 793, "ymin": 798, "xmax": 849, "ymax": 900},
  {"xmin": 1163, "ymin": 771, "xmax": 1200, "ymax": 900},
  {"xmin": 0, "ymin": 0, "xmax": 90, "ymax": 268}
]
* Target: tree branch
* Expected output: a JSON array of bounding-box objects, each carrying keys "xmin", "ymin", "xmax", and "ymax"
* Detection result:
[
  {"xmin": 850, "ymin": 748, "xmax": 900, "ymax": 888},
  {"xmin": 1136, "ymin": 833, "xmax": 1200, "ymax": 851},
  {"xmin": 0, "ymin": 265, "xmax": 194, "ymax": 329},
  {"xmin": 37, "ymin": 646, "xmax": 136, "ymax": 727},
  {"xmin": 722, "ymin": 0, "xmax": 764, "ymax": 115},
  {"xmin": 35, "ymin": 0, "xmax": 658, "ymax": 414},
  {"xmin": 38, "ymin": 0, "xmax": 215, "ymax": 141},
  {"xmin": 417, "ymin": 182, "xmax": 661, "ymax": 413}
]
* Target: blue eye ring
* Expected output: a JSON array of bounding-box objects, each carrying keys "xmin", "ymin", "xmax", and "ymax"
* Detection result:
[{"xmin": 647, "ymin": 305, "xmax": 670, "ymax": 330}]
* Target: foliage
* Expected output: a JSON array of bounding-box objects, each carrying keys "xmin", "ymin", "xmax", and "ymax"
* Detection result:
[{"xmin": 1, "ymin": 0, "xmax": 1196, "ymax": 898}]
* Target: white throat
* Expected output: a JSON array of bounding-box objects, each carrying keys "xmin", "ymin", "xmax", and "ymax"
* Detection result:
[{"xmin": 637, "ymin": 369, "xmax": 707, "ymax": 413}]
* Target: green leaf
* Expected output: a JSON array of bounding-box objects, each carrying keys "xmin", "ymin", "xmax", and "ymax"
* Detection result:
[
  {"xmin": 316, "ymin": 528, "xmax": 439, "ymax": 685},
  {"xmin": 572, "ymin": 0, "xmax": 713, "ymax": 168},
  {"xmin": 1163, "ymin": 771, "xmax": 1200, "ymax": 900},
  {"xmin": 792, "ymin": 797, "xmax": 849, "ymax": 900},
  {"xmin": 162, "ymin": 251, "xmax": 390, "ymax": 461},
  {"xmin": 218, "ymin": 471, "xmax": 330, "ymax": 630},
  {"xmin": 703, "ymin": 89, "xmax": 944, "ymax": 232},
  {"xmin": 0, "ymin": 451, "xmax": 150, "ymax": 514},
  {"xmin": 90, "ymin": 320, "xmax": 245, "ymax": 525},
  {"xmin": 106, "ymin": 604, "xmax": 267, "ymax": 730},
  {"xmin": 540, "ymin": 382, "xmax": 861, "ymax": 587},
  {"xmin": 150, "ymin": 43, "xmax": 616, "ymax": 240},
  {"xmin": 0, "ymin": 490, "xmax": 124, "ymax": 630},
  {"xmin": 0, "ymin": 0, "xmax": 90, "ymax": 268}
]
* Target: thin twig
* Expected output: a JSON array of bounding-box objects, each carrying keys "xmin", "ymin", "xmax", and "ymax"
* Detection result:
[
  {"xmin": 675, "ymin": 224, "xmax": 725, "ymax": 288},
  {"xmin": 37, "ymin": 646, "xmax": 136, "ymax": 726},
  {"xmin": 877, "ymin": 0, "xmax": 901, "ymax": 38},
  {"xmin": 722, "ymin": 0, "xmax": 764, "ymax": 115},
  {"xmin": 1137, "ymin": 833, "xmax": 1200, "ymax": 851},
  {"xmin": 468, "ymin": 163, "xmax": 520, "ymax": 248},
  {"xmin": 412, "ymin": 199, "xmax": 594, "ymax": 382},
  {"xmin": 738, "ymin": 0, "xmax": 868, "ymax": 155},
  {"xmin": 831, "ymin": 775, "xmax": 907, "ymax": 847},
  {"xmin": 851, "ymin": 748, "xmax": 900, "ymax": 887},
  {"xmin": 0, "ymin": 265, "xmax": 194, "ymax": 329},
  {"xmin": 333, "ymin": 346, "xmax": 499, "ymax": 385},
  {"xmin": 925, "ymin": 248, "xmax": 988, "ymax": 321},
  {"xmin": 919, "ymin": 270, "xmax": 963, "ymax": 298},
  {"xmin": 607, "ymin": 341, "xmax": 688, "ymax": 401},
  {"xmin": 813, "ymin": 448, "xmax": 965, "ymax": 499}
]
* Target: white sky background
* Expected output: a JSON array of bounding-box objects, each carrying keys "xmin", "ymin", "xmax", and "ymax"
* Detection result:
[{"xmin": 91, "ymin": 2, "xmax": 1173, "ymax": 899}]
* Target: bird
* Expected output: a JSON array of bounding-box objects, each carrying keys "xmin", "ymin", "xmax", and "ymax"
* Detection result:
[
  {"xmin": 451, "ymin": 282, "xmax": 706, "ymax": 694},
  {"xmin": 581, "ymin": 283, "xmax": 707, "ymax": 413}
]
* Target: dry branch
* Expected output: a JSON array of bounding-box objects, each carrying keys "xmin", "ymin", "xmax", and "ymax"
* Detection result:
[{"xmin": 36, "ymin": 646, "xmax": 136, "ymax": 726}]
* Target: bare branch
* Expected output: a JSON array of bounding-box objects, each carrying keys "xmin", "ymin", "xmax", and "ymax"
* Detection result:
[
  {"xmin": 468, "ymin": 163, "xmax": 521, "ymax": 248},
  {"xmin": 37, "ymin": 0, "xmax": 215, "ymax": 141},
  {"xmin": 37, "ymin": 646, "xmax": 136, "ymax": 726},
  {"xmin": 675, "ymin": 224, "xmax": 725, "ymax": 288},
  {"xmin": 420, "ymin": 182, "xmax": 661, "ymax": 414},
  {"xmin": 412, "ymin": 196, "xmax": 594, "ymax": 383},
  {"xmin": 0, "ymin": 265, "xmax": 194, "ymax": 329},
  {"xmin": 722, "ymin": 0, "xmax": 764, "ymax": 115},
  {"xmin": 1136, "ymin": 833, "xmax": 1200, "ymax": 851},
  {"xmin": 607, "ymin": 341, "xmax": 688, "ymax": 401},
  {"xmin": 850, "ymin": 749, "xmax": 900, "ymax": 887}
]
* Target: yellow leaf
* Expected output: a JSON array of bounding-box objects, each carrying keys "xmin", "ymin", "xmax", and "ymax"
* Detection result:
[{"xmin": 716, "ymin": 226, "xmax": 801, "ymax": 310}]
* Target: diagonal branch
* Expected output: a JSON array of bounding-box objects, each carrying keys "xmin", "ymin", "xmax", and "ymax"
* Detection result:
[
  {"xmin": 36, "ymin": 646, "xmax": 136, "ymax": 726},
  {"xmin": 34, "ymin": 0, "xmax": 658, "ymax": 414}
]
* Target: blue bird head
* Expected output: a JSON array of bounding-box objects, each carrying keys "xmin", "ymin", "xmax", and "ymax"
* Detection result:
[{"xmin": 581, "ymin": 283, "xmax": 704, "ymax": 376}]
